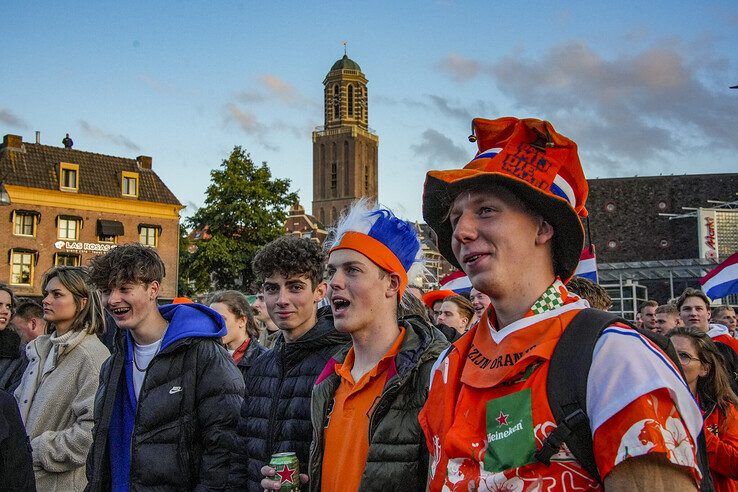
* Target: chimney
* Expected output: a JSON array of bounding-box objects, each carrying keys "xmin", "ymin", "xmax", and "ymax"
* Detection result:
[
  {"xmin": 136, "ymin": 155, "xmax": 152, "ymax": 169},
  {"xmin": 35, "ymin": 131, "xmax": 40, "ymax": 144},
  {"xmin": 1, "ymin": 134, "xmax": 22, "ymax": 149}
]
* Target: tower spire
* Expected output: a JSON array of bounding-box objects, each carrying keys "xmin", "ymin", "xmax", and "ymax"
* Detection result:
[{"xmin": 343, "ymin": 41, "xmax": 348, "ymax": 56}]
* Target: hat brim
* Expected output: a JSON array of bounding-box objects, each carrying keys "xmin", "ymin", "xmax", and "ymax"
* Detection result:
[
  {"xmin": 422, "ymin": 169, "xmax": 584, "ymax": 282},
  {"xmin": 421, "ymin": 289, "xmax": 457, "ymax": 309}
]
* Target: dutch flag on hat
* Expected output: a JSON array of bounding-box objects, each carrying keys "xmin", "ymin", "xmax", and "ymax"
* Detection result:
[
  {"xmin": 700, "ymin": 252, "xmax": 738, "ymax": 300},
  {"xmin": 440, "ymin": 270, "xmax": 472, "ymax": 294},
  {"xmin": 574, "ymin": 246, "xmax": 598, "ymax": 282}
]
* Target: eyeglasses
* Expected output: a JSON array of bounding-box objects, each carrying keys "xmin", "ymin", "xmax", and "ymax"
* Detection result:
[{"xmin": 677, "ymin": 351, "xmax": 700, "ymax": 365}]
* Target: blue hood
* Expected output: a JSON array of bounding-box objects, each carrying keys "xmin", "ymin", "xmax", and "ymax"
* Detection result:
[{"xmin": 158, "ymin": 303, "xmax": 226, "ymax": 350}]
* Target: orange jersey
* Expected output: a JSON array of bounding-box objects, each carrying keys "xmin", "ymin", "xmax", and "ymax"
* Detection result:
[
  {"xmin": 320, "ymin": 328, "xmax": 406, "ymax": 492},
  {"xmin": 419, "ymin": 281, "xmax": 702, "ymax": 491},
  {"xmin": 704, "ymin": 402, "xmax": 738, "ymax": 492}
]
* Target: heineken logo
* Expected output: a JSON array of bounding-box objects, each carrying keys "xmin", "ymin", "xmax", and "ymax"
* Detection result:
[
  {"xmin": 484, "ymin": 389, "xmax": 536, "ymax": 472},
  {"xmin": 276, "ymin": 463, "xmax": 297, "ymax": 484}
]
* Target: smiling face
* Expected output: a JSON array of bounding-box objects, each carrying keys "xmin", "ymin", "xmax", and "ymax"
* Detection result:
[
  {"xmin": 449, "ymin": 187, "xmax": 554, "ymax": 299},
  {"xmin": 680, "ymin": 296, "xmax": 711, "ymax": 332},
  {"xmin": 42, "ymin": 277, "xmax": 85, "ymax": 334},
  {"xmin": 101, "ymin": 281, "xmax": 160, "ymax": 332},
  {"xmin": 327, "ymin": 248, "xmax": 399, "ymax": 335},
  {"xmin": 0, "ymin": 290, "xmax": 12, "ymax": 330},
  {"xmin": 469, "ymin": 287, "xmax": 491, "ymax": 317},
  {"xmin": 262, "ymin": 273, "xmax": 325, "ymax": 342}
]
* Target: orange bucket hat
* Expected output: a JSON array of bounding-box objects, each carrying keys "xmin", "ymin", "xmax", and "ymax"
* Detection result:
[{"xmin": 422, "ymin": 117, "xmax": 589, "ymax": 281}]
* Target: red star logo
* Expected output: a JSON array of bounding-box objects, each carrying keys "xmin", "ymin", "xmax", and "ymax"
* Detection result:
[
  {"xmin": 276, "ymin": 464, "xmax": 297, "ymax": 484},
  {"xmin": 496, "ymin": 410, "xmax": 509, "ymax": 426}
]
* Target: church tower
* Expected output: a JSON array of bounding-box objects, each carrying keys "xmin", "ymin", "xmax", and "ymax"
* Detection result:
[{"xmin": 312, "ymin": 53, "xmax": 379, "ymax": 226}]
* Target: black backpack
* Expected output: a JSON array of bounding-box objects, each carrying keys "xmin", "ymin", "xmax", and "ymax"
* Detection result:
[
  {"xmin": 713, "ymin": 341, "xmax": 738, "ymax": 395},
  {"xmin": 536, "ymin": 308, "xmax": 714, "ymax": 491}
]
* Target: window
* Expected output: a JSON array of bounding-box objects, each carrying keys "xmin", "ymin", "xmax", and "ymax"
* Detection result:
[
  {"xmin": 13, "ymin": 210, "xmax": 38, "ymax": 237},
  {"xmin": 57, "ymin": 216, "xmax": 81, "ymax": 240},
  {"xmin": 10, "ymin": 250, "xmax": 35, "ymax": 286},
  {"xmin": 348, "ymin": 85, "xmax": 354, "ymax": 117},
  {"xmin": 139, "ymin": 225, "xmax": 160, "ymax": 247},
  {"xmin": 122, "ymin": 171, "xmax": 139, "ymax": 197},
  {"xmin": 332, "ymin": 84, "xmax": 340, "ymax": 119},
  {"xmin": 55, "ymin": 253, "xmax": 80, "ymax": 267},
  {"xmin": 59, "ymin": 162, "xmax": 79, "ymax": 191}
]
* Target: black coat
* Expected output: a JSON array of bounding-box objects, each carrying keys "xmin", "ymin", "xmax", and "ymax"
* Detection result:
[
  {"xmin": 0, "ymin": 328, "xmax": 26, "ymax": 392},
  {"xmin": 235, "ymin": 338, "xmax": 267, "ymax": 382},
  {"xmin": 229, "ymin": 307, "xmax": 350, "ymax": 491},
  {"xmin": 86, "ymin": 330, "xmax": 245, "ymax": 491},
  {"xmin": 0, "ymin": 389, "xmax": 35, "ymax": 491}
]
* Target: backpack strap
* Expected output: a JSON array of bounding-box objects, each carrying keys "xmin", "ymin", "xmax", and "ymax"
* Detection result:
[{"xmin": 535, "ymin": 308, "xmax": 619, "ymax": 482}]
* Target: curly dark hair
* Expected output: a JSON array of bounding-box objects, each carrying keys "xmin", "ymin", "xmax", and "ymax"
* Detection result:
[
  {"xmin": 252, "ymin": 236, "xmax": 325, "ymax": 288},
  {"xmin": 88, "ymin": 243, "xmax": 166, "ymax": 290}
]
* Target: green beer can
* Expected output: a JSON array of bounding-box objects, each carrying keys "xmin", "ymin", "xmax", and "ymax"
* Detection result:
[{"xmin": 269, "ymin": 452, "xmax": 300, "ymax": 491}]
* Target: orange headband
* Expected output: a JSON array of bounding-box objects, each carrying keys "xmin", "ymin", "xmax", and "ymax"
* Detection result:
[{"xmin": 329, "ymin": 231, "xmax": 409, "ymax": 298}]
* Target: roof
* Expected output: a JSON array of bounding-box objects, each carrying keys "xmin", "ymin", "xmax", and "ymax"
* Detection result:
[
  {"xmin": 330, "ymin": 54, "xmax": 362, "ymax": 72},
  {"xmin": 0, "ymin": 139, "xmax": 181, "ymax": 206}
]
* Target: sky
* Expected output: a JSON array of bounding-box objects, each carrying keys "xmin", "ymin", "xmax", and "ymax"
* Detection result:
[{"xmin": 2, "ymin": 1, "xmax": 738, "ymax": 223}]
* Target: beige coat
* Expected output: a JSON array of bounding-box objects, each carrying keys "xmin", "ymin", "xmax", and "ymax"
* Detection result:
[{"xmin": 15, "ymin": 328, "xmax": 110, "ymax": 491}]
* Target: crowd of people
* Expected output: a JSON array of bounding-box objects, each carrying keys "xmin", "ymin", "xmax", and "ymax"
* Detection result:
[{"xmin": 0, "ymin": 116, "xmax": 737, "ymax": 491}]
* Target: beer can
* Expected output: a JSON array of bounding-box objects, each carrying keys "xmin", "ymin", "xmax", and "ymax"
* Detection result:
[{"xmin": 269, "ymin": 452, "xmax": 300, "ymax": 491}]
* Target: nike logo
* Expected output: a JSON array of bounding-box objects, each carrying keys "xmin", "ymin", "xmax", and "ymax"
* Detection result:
[{"xmin": 169, "ymin": 386, "xmax": 182, "ymax": 395}]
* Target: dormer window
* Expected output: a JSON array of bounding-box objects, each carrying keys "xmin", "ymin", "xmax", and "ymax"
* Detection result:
[
  {"xmin": 122, "ymin": 171, "xmax": 139, "ymax": 197},
  {"xmin": 59, "ymin": 162, "xmax": 79, "ymax": 192}
]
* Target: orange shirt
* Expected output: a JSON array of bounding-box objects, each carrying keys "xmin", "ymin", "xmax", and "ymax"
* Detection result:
[
  {"xmin": 704, "ymin": 403, "xmax": 738, "ymax": 492},
  {"xmin": 320, "ymin": 328, "xmax": 406, "ymax": 492}
]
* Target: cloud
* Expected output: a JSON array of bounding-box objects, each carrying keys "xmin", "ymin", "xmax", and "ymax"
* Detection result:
[
  {"xmin": 137, "ymin": 74, "xmax": 200, "ymax": 97},
  {"xmin": 436, "ymin": 53, "xmax": 482, "ymax": 82},
  {"xmin": 435, "ymin": 41, "xmax": 738, "ymax": 173},
  {"xmin": 0, "ymin": 108, "xmax": 29, "ymax": 129},
  {"xmin": 235, "ymin": 74, "xmax": 316, "ymax": 109},
  {"xmin": 411, "ymin": 129, "xmax": 470, "ymax": 168},
  {"xmin": 375, "ymin": 94, "xmax": 496, "ymax": 123},
  {"xmin": 78, "ymin": 120, "xmax": 140, "ymax": 152},
  {"xmin": 223, "ymin": 104, "xmax": 279, "ymax": 151}
]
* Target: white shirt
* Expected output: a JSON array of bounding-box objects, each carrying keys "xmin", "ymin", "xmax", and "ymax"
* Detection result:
[{"xmin": 133, "ymin": 338, "xmax": 162, "ymax": 398}]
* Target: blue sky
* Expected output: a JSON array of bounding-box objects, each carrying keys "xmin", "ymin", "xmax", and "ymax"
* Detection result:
[{"xmin": 2, "ymin": 1, "xmax": 737, "ymax": 222}]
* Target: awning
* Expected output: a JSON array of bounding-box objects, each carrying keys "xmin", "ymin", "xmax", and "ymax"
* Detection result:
[{"xmin": 97, "ymin": 219, "xmax": 124, "ymax": 237}]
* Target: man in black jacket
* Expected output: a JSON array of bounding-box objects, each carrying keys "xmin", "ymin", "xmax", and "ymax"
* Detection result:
[
  {"xmin": 85, "ymin": 244, "xmax": 244, "ymax": 491},
  {"xmin": 229, "ymin": 236, "xmax": 350, "ymax": 491}
]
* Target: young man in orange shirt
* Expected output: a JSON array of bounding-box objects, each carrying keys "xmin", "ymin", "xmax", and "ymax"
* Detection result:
[
  {"xmin": 305, "ymin": 201, "xmax": 446, "ymax": 491},
  {"xmin": 419, "ymin": 117, "xmax": 703, "ymax": 491}
]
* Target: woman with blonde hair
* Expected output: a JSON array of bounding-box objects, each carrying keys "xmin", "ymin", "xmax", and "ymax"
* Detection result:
[
  {"xmin": 669, "ymin": 326, "xmax": 738, "ymax": 491},
  {"xmin": 15, "ymin": 266, "xmax": 109, "ymax": 491}
]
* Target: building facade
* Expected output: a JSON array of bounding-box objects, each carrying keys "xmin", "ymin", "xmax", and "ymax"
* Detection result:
[
  {"xmin": 0, "ymin": 134, "xmax": 183, "ymax": 298},
  {"xmin": 312, "ymin": 54, "xmax": 379, "ymax": 226}
]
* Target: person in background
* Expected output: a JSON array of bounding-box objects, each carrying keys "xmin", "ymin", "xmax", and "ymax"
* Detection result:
[
  {"xmin": 398, "ymin": 290, "xmax": 433, "ymax": 325},
  {"xmin": 640, "ymin": 299, "xmax": 659, "ymax": 331},
  {"xmin": 565, "ymin": 276, "xmax": 613, "ymax": 311},
  {"xmin": 12, "ymin": 300, "xmax": 47, "ymax": 345},
  {"xmin": 421, "ymin": 289, "xmax": 455, "ymax": 324},
  {"xmin": 0, "ymin": 284, "xmax": 26, "ymax": 392},
  {"xmin": 0, "ymin": 388, "xmax": 35, "ymax": 491},
  {"xmin": 679, "ymin": 288, "xmax": 738, "ymax": 355},
  {"xmin": 437, "ymin": 295, "xmax": 474, "ymax": 338},
  {"xmin": 669, "ymin": 326, "xmax": 738, "ymax": 492},
  {"xmin": 15, "ymin": 267, "xmax": 109, "ymax": 491},
  {"xmin": 655, "ymin": 304, "xmax": 681, "ymax": 336},
  {"xmin": 407, "ymin": 285, "xmax": 425, "ymax": 302},
  {"xmin": 713, "ymin": 306, "xmax": 737, "ymax": 337},
  {"xmin": 469, "ymin": 286, "xmax": 492, "ymax": 321},
  {"xmin": 209, "ymin": 290, "xmax": 266, "ymax": 380},
  {"xmin": 252, "ymin": 289, "xmax": 279, "ymax": 349}
]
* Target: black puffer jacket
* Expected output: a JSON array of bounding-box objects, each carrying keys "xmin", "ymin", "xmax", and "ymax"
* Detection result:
[
  {"xmin": 0, "ymin": 328, "xmax": 26, "ymax": 392},
  {"xmin": 0, "ymin": 389, "xmax": 35, "ymax": 491},
  {"xmin": 86, "ymin": 305, "xmax": 245, "ymax": 491},
  {"xmin": 229, "ymin": 307, "xmax": 350, "ymax": 491}
]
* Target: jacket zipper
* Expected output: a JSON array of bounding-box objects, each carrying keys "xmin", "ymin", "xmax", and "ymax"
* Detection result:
[{"xmin": 265, "ymin": 343, "xmax": 287, "ymax": 457}]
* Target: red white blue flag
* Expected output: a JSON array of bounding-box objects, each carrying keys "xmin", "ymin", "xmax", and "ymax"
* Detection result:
[
  {"xmin": 574, "ymin": 246, "xmax": 598, "ymax": 282},
  {"xmin": 700, "ymin": 251, "xmax": 738, "ymax": 300},
  {"xmin": 440, "ymin": 270, "xmax": 472, "ymax": 294}
]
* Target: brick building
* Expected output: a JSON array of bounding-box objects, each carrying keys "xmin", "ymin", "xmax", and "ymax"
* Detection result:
[{"xmin": 0, "ymin": 133, "xmax": 183, "ymax": 299}]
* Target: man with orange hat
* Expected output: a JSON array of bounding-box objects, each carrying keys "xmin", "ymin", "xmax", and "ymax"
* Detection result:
[
  {"xmin": 261, "ymin": 201, "xmax": 448, "ymax": 491},
  {"xmin": 418, "ymin": 117, "xmax": 703, "ymax": 490},
  {"xmin": 423, "ymin": 289, "xmax": 456, "ymax": 324}
]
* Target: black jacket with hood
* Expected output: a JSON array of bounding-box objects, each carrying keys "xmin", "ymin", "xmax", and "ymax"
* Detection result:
[
  {"xmin": 86, "ymin": 303, "xmax": 245, "ymax": 491},
  {"xmin": 229, "ymin": 306, "xmax": 350, "ymax": 491},
  {"xmin": 0, "ymin": 328, "xmax": 27, "ymax": 392}
]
